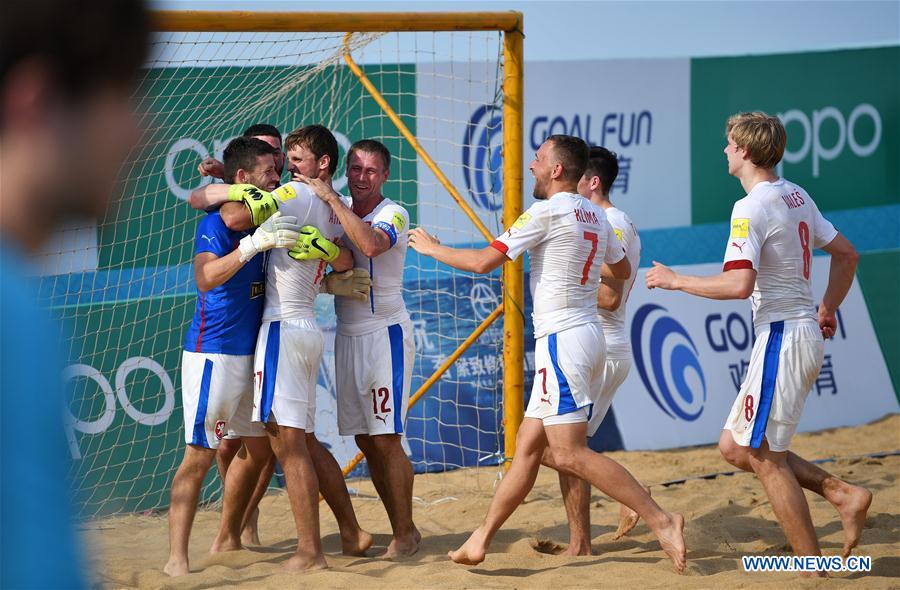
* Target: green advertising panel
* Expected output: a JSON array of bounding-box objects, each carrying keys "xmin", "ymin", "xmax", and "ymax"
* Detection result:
[
  {"xmin": 103, "ymin": 64, "xmax": 418, "ymax": 270},
  {"xmin": 856, "ymin": 250, "xmax": 900, "ymax": 402},
  {"xmin": 66, "ymin": 295, "xmax": 195, "ymax": 516},
  {"xmin": 691, "ymin": 46, "xmax": 899, "ymax": 224}
]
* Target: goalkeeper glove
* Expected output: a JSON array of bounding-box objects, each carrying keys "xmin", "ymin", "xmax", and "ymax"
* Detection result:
[
  {"xmin": 227, "ymin": 184, "xmax": 281, "ymax": 226},
  {"xmin": 322, "ymin": 268, "xmax": 372, "ymax": 302},
  {"xmin": 288, "ymin": 225, "xmax": 340, "ymax": 262},
  {"xmin": 238, "ymin": 212, "xmax": 301, "ymax": 262}
]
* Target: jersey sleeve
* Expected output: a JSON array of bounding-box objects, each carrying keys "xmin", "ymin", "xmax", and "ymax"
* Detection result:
[
  {"xmin": 722, "ymin": 198, "xmax": 767, "ymax": 272},
  {"xmin": 603, "ymin": 220, "xmax": 626, "ymax": 264},
  {"xmin": 272, "ymin": 181, "xmax": 315, "ymax": 224},
  {"xmin": 370, "ymin": 203, "xmax": 409, "ymax": 248},
  {"xmin": 271, "ymin": 181, "xmax": 302, "ymax": 205},
  {"xmin": 810, "ymin": 199, "xmax": 838, "ymax": 249},
  {"xmin": 490, "ymin": 201, "xmax": 549, "ymax": 261},
  {"xmin": 194, "ymin": 214, "xmax": 234, "ymax": 258}
]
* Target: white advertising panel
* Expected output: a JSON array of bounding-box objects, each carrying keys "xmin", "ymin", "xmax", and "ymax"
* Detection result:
[
  {"xmin": 612, "ymin": 258, "xmax": 897, "ymax": 450},
  {"xmin": 415, "ymin": 58, "xmax": 692, "ymax": 245}
]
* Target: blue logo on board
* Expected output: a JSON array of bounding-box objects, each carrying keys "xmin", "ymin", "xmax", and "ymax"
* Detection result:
[
  {"xmin": 631, "ymin": 304, "xmax": 706, "ymax": 421},
  {"xmin": 462, "ymin": 105, "xmax": 503, "ymax": 211}
]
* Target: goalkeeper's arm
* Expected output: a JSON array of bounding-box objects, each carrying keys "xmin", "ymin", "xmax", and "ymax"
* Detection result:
[
  {"xmin": 188, "ymin": 184, "xmax": 282, "ymax": 231},
  {"xmin": 194, "ymin": 249, "xmax": 249, "ymax": 292},
  {"xmin": 187, "ymin": 183, "xmax": 231, "ymax": 211},
  {"xmin": 188, "ymin": 184, "xmax": 251, "ymax": 231},
  {"xmin": 194, "ymin": 213, "xmax": 300, "ymax": 291},
  {"xmin": 330, "ymin": 246, "xmax": 353, "ymax": 272}
]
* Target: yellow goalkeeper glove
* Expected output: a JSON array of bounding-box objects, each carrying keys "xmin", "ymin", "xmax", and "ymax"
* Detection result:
[
  {"xmin": 288, "ymin": 225, "xmax": 340, "ymax": 262},
  {"xmin": 227, "ymin": 184, "xmax": 280, "ymax": 226}
]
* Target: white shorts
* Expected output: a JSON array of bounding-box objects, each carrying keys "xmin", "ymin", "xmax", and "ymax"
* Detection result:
[
  {"xmin": 253, "ymin": 318, "xmax": 323, "ymax": 431},
  {"xmin": 180, "ymin": 351, "xmax": 264, "ymax": 449},
  {"xmin": 336, "ymin": 320, "xmax": 415, "ymax": 436},
  {"xmin": 223, "ymin": 385, "xmax": 263, "ymax": 441},
  {"xmin": 525, "ymin": 322, "xmax": 606, "ymax": 426},
  {"xmin": 724, "ymin": 319, "xmax": 824, "ymax": 452},
  {"xmin": 585, "ymin": 358, "xmax": 632, "ymax": 437}
]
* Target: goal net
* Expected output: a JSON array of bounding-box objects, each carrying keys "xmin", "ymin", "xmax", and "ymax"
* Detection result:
[{"xmin": 43, "ymin": 19, "xmax": 520, "ymax": 518}]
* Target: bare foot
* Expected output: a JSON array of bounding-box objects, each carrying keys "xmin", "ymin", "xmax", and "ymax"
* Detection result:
[
  {"xmin": 241, "ymin": 526, "xmax": 261, "ymax": 546},
  {"xmin": 651, "ymin": 512, "xmax": 686, "ymax": 573},
  {"xmin": 833, "ymin": 484, "xmax": 873, "ymax": 558},
  {"xmin": 560, "ymin": 542, "xmax": 593, "ymax": 556},
  {"xmin": 448, "ymin": 528, "xmax": 488, "ymax": 566},
  {"xmin": 615, "ymin": 485, "xmax": 650, "ymax": 539},
  {"xmin": 341, "ymin": 528, "xmax": 374, "ymax": 557},
  {"xmin": 281, "ymin": 551, "xmax": 328, "ymax": 573},
  {"xmin": 382, "ymin": 533, "xmax": 420, "ymax": 558},
  {"xmin": 163, "ymin": 558, "xmax": 190, "ymax": 577},
  {"xmin": 241, "ymin": 507, "xmax": 261, "ymax": 546},
  {"xmin": 209, "ymin": 534, "xmax": 242, "ymax": 555}
]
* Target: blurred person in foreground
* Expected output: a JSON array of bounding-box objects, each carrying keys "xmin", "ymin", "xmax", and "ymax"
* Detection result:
[{"xmin": 0, "ymin": 0, "xmax": 150, "ymax": 587}]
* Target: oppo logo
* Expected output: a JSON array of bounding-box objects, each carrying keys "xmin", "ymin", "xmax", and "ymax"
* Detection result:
[
  {"xmin": 63, "ymin": 357, "xmax": 175, "ymax": 459},
  {"xmin": 778, "ymin": 103, "xmax": 882, "ymax": 177},
  {"xmin": 164, "ymin": 132, "xmax": 352, "ymax": 200}
]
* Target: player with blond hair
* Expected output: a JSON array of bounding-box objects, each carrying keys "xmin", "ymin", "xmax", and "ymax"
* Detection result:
[{"xmin": 647, "ymin": 111, "xmax": 872, "ymax": 572}]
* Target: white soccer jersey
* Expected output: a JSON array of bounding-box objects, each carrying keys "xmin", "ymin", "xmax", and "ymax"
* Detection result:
[
  {"xmin": 722, "ymin": 178, "xmax": 837, "ymax": 328},
  {"xmin": 262, "ymin": 182, "xmax": 343, "ymax": 321},
  {"xmin": 598, "ymin": 206, "xmax": 641, "ymax": 359},
  {"xmin": 491, "ymin": 192, "xmax": 624, "ymax": 339},
  {"xmin": 334, "ymin": 197, "xmax": 410, "ymax": 336}
]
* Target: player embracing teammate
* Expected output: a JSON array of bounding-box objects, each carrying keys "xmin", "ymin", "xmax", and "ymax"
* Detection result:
[{"xmin": 299, "ymin": 139, "xmax": 420, "ymax": 558}]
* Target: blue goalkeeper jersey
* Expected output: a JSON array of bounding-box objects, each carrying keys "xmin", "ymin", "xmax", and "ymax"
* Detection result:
[{"xmin": 183, "ymin": 211, "xmax": 266, "ymax": 355}]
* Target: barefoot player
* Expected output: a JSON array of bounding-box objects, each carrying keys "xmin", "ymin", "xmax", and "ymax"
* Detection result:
[
  {"xmin": 300, "ymin": 139, "xmax": 419, "ymax": 558},
  {"xmin": 541, "ymin": 146, "xmax": 648, "ymax": 555},
  {"xmin": 646, "ymin": 111, "xmax": 871, "ymax": 572},
  {"xmin": 411, "ymin": 135, "xmax": 686, "ymax": 572},
  {"xmin": 165, "ymin": 137, "xmax": 300, "ymax": 577}
]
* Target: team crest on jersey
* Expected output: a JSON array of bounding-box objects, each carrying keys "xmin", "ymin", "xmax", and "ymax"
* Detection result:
[
  {"xmin": 214, "ymin": 420, "xmax": 226, "ymax": 440},
  {"xmin": 731, "ymin": 218, "xmax": 750, "ymax": 239},
  {"xmin": 250, "ymin": 281, "xmax": 265, "ymax": 299},
  {"xmin": 391, "ymin": 212, "xmax": 406, "ymax": 232},
  {"xmin": 272, "ymin": 184, "xmax": 297, "ymax": 202},
  {"xmin": 512, "ymin": 212, "xmax": 532, "ymax": 230}
]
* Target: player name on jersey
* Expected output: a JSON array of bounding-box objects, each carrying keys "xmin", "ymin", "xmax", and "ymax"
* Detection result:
[
  {"xmin": 781, "ymin": 190, "xmax": 806, "ymax": 209},
  {"xmin": 573, "ymin": 207, "xmax": 601, "ymax": 224}
]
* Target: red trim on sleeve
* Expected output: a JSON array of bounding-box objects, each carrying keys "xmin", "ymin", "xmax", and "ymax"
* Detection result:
[
  {"xmin": 196, "ymin": 293, "xmax": 206, "ymax": 352},
  {"xmin": 723, "ymin": 260, "xmax": 754, "ymax": 272},
  {"xmin": 490, "ymin": 239, "xmax": 511, "ymax": 257}
]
